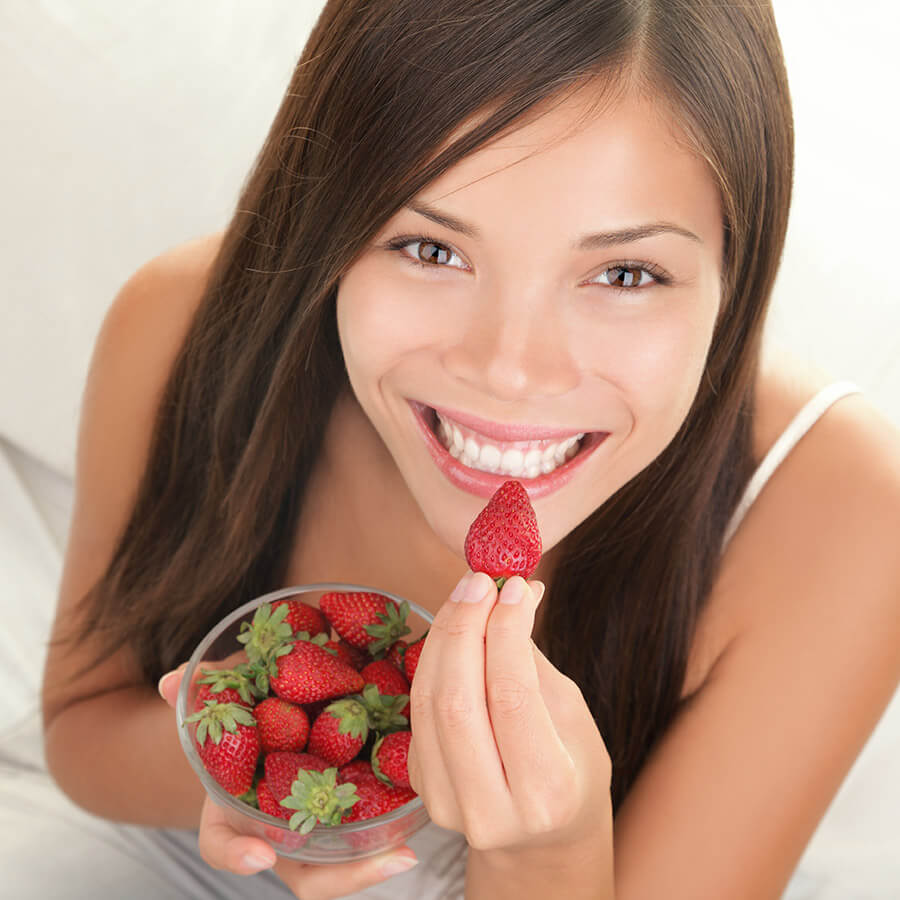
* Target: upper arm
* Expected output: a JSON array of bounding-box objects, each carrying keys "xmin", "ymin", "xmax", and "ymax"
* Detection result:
[
  {"xmin": 42, "ymin": 234, "xmax": 221, "ymax": 733},
  {"xmin": 613, "ymin": 393, "xmax": 900, "ymax": 899}
]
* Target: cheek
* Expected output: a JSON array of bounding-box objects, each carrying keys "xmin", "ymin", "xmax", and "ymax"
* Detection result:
[
  {"xmin": 336, "ymin": 267, "xmax": 437, "ymax": 381},
  {"xmin": 578, "ymin": 302, "xmax": 714, "ymax": 432}
]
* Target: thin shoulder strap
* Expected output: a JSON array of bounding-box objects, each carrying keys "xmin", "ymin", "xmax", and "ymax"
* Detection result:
[{"xmin": 722, "ymin": 380, "xmax": 862, "ymax": 550}]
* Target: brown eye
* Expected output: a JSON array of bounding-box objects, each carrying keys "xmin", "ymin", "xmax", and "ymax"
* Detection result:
[
  {"xmin": 417, "ymin": 241, "xmax": 453, "ymax": 265},
  {"xmin": 592, "ymin": 264, "xmax": 656, "ymax": 289},
  {"xmin": 608, "ymin": 266, "xmax": 644, "ymax": 287}
]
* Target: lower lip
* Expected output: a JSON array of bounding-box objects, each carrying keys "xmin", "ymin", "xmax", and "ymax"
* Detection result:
[{"xmin": 408, "ymin": 401, "xmax": 608, "ymax": 500}]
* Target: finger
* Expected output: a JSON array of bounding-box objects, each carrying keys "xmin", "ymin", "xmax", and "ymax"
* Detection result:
[
  {"xmin": 158, "ymin": 649, "xmax": 251, "ymax": 708},
  {"xmin": 424, "ymin": 571, "xmax": 515, "ymax": 830},
  {"xmin": 406, "ymin": 576, "xmax": 475, "ymax": 827},
  {"xmin": 197, "ymin": 796, "xmax": 277, "ymax": 875},
  {"xmin": 157, "ymin": 662, "xmax": 189, "ymax": 707},
  {"xmin": 485, "ymin": 578, "xmax": 574, "ymax": 820},
  {"xmin": 274, "ymin": 848, "xmax": 419, "ymax": 900},
  {"xmin": 531, "ymin": 641, "xmax": 612, "ymax": 782}
]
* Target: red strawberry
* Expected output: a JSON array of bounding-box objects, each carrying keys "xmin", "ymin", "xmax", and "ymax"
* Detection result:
[
  {"xmin": 403, "ymin": 635, "xmax": 426, "ymax": 684},
  {"xmin": 323, "ymin": 639, "xmax": 368, "ymax": 671},
  {"xmin": 257, "ymin": 779, "xmax": 292, "ymax": 821},
  {"xmin": 387, "ymin": 640, "xmax": 408, "ymax": 670},
  {"xmin": 360, "ymin": 659, "xmax": 411, "ymax": 719},
  {"xmin": 193, "ymin": 665, "xmax": 259, "ymax": 711},
  {"xmin": 185, "ymin": 700, "xmax": 260, "ymax": 796},
  {"xmin": 371, "ymin": 730, "xmax": 412, "ymax": 789},
  {"xmin": 464, "ymin": 479, "xmax": 542, "ymax": 588},
  {"xmin": 338, "ymin": 760, "xmax": 379, "ymax": 786},
  {"xmin": 271, "ymin": 598, "xmax": 330, "ymax": 638},
  {"xmin": 307, "ymin": 698, "xmax": 370, "ymax": 767},
  {"xmin": 254, "ymin": 697, "xmax": 310, "ymax": 753},
  {"xmin": 341, "ymin": 778, "xmax": 417, "ymax": 823},
  {"xmin": 264, "ymin": 751, "xmax": 332, "ymax": 802},
  {"xmin": 270, "ymin": 638, "xmax": 365, "ymax": 704},
  {"xmin": 319, "ymin": 592, "xmax": 411, "ymax": 655}
]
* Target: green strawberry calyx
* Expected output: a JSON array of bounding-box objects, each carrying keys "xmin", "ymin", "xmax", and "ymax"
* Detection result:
[
  {"xmin": 357, "ymin": 683, "xmax": 409, "ymax": 734},
  {"xmin": 196, "ymin": 663, "xmax": 262, "ymax": 705},
  {"xmin": 237, "ymin": 603, "xmax": 293, "ymax": 666},
  {"xmin": 364, "ymin": 600, "xmax": 412, "ymax": 657},
  {"xmin": 323, "ymin": 697, "xmax": 370, "ymax": 743},
  {"xmin": 370, "ymin": 734, "xmax": 394, "ymax": 786},
  {"xmin": 183, "ymin": 699, "xmax": 256, "ymax": 745},
  {"xmin": 280, "ymin": 767, "xmax": 359, "ymax": 833}
]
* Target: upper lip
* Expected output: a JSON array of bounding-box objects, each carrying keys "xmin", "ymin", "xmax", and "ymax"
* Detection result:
[{"xmin": 423, "ymin": 401, "xmax": 593, "ymax": 443}]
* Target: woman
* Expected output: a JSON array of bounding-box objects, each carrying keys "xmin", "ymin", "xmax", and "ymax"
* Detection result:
[{"xmin": 39, "ymin": 1, "xmax": 900, "ymax": 898}]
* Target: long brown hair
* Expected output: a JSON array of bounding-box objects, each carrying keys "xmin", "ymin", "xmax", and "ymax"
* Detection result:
[{"xmin": 68, "ymin": 0, "xmax": 793, "ymax": 812}]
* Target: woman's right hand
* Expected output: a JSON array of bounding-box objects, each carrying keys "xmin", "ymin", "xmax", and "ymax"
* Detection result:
[{"xmin": 158, "ymin": 665, "xmax": 420, "ymax": 900}]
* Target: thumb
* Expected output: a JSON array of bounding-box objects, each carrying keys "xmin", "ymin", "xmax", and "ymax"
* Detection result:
[{"xmin": 157, "ymin": 662, "xmax": 188, "ymax": 708}]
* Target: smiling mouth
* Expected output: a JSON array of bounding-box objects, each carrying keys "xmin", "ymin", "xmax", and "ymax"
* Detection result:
[{"xmin": 423, "ymin": 405, "xmax": 594, "ymax": 479}]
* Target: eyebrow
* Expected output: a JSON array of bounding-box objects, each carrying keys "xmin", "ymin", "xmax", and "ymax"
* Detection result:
[{"xmin": 406, "ymin": 200, "xmax": 702, "ymax": 248}]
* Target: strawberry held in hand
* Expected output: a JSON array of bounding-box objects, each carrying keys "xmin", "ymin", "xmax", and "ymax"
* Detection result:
[{"xmin": 464, "ymin": 479, "xmax": 542, "ymax": 588}]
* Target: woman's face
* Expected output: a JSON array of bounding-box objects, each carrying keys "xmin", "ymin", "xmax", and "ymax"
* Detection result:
[{"xmin": 336, "ymin": 87, "xmax": 724, "ymax": 557}]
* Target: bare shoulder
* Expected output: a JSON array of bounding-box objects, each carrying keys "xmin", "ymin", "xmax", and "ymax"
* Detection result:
[
  {"xmin": 724, "ymin": 350, "xmax": 900, "ymax": 628},
  {"xmin": 614, "ymin": 353, "xmax": 900, "ymax": 898},
  {"xmin": 43, "ymin": 232, "xmax": 225, "ymax": 728}
]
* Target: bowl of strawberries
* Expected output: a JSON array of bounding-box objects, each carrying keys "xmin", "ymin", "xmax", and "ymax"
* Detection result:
[{"xmin": 175, "ymin": 583, "xmax": 431, "ymax": 864}]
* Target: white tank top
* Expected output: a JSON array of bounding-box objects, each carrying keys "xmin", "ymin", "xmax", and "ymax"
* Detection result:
[
  {"xmin": 722, "ymin": 380, "xmax": 861, "ymax": 548},
  {"xmin": 360, "ymin": 380, "xmax": 865, "ymax": 900}
]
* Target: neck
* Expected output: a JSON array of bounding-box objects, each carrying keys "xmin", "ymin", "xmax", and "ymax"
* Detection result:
[{"xmin": 288, "ymin": 389, "xmax": 469, "ymax": 616}]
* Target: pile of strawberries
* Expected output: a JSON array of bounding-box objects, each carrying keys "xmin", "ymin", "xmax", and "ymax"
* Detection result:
[
  {"xmin": 184, "ymin": 478, "xmax": 542, "ymax": 838},
  {"xmin": 184, "ymin": 591, "xmax": 426, "ymax": 834}
]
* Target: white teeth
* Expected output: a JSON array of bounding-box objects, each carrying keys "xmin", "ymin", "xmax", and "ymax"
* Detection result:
[
  {"xmin": 432, "ymin": 410, "xmax": 586, "ymax": 479},
  {"xmin": 478, "ymin": 444, "xmax": 502, "ymax": 472},
  {"xmin": 500, "ymin": 448, "xmax": 524, "ymax": 476}
]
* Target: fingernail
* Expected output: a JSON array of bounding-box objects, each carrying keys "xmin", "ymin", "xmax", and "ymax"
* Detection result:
[
  {"xmin": 461, "ymin": 572, "xmax": 492, "ymax": 603},
  {"xmin": 157, "ymin": 670, "xmax": 176, "ymax": 699},
  {"xmin": 499, "ymin": 577, "xmax": 527, "ymax": 604},
  {"xmin": 380, "ymin": 854, "xmax": 419, "ymax": 877},
  {"xmin": 532, "ymin": 581, "xmax": 546, "ymax": 606},
  {"xmin": 449, "ymin": 571, "xmax": 474, "ymax": 602},
  {"xmin": 242, "ymin": 851, "xmax": 275, "ymax": 873}
]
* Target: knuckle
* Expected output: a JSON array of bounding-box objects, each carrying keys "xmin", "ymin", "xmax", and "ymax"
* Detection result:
[
  {"xmin": 424, "ymin": 798, "xmax": 461, "ymax": 833},
  {"xmin": 409, "ymin": 683, "xmax": 435, "ymax": 720},
  {"xmin": 435, "ymin": 687, "xmax": 474, "ymax": 727},
  {"xmin": 487, "ymin": 674, "xmax": 532, "ymax": 718},
  {"xmin": 196, "ymin": 838, "xmax": 226, "ymax": 872},
  {"xmin": 485, "ymin": 617, "xmax": 519, "ymax": 642},
  {"xmin": 465, "ymin": 819, "xmax": 506, "ymax": 852},
  {"xmin": 431, "ymin": 611, "xmax": 474, "ymax": 639}
]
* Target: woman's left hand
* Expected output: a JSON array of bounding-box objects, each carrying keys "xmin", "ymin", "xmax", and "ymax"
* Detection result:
[{"xmin": 406, "ymin": 571, "xmax": 612, "ymax": 855}]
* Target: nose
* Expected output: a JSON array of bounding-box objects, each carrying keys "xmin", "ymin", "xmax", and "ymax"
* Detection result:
[{"xmin": 440, "ymin": 285, "xmax": 580, "ymax": 401}]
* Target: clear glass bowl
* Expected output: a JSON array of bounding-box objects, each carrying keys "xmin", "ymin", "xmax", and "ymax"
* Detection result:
[{"xmin": 176, "ymin": 583, "xmax": 433, "ymax": 864}]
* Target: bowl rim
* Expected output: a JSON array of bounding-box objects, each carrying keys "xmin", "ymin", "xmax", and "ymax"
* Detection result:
[{"xmin": 175, "ymin": 582, "xmax": 432, "ymax": 835}]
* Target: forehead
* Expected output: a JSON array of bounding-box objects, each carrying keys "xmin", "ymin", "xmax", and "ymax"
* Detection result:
[{"xmin": 418, "ymin": 85, "xmax": 723, "ymax": 253}]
